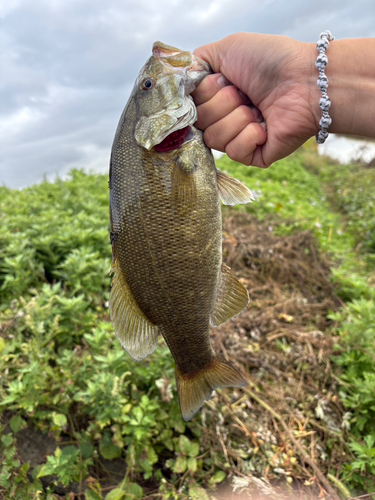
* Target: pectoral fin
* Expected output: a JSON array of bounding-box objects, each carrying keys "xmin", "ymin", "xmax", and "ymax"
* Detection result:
[
  {"xmin": 216, "ymin": 169, "xmax": 255, "ymax": 205},
  {"xmin": 210, "ymin": 264, "xmax": 249, "ymax": 327},
  {"xmin": 171, "ymin": 154, "xmax": 197, "ymax": 209},
  {"xmin": 109, "ymin": 254, "xmax": 158, "ymax": 361}
]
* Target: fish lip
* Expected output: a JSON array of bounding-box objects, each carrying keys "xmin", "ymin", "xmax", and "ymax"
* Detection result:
[
  {"xmin": 152, "ymin": 42, "xmax": 211, "ymax": 93},
  {"xmin": 183, "ymin": 56, "xmax": 212, "ymax": 95},
  {"xmin": 190, "ymin": 55, "xmax": 211, "ymax": 74},
  {"xmin": 152, "ymin": 41, "xmax": 211, "ymax": 75}
]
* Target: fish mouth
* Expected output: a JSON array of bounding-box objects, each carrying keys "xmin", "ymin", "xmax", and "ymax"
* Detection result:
[
  {"xmin": 154, "ymin": 126, "xmax": 194, "ymax": 153},
  {"xmin": 135, "ymin": 42, "xmax": 211, "ymax": 151},
  {"xmin": 153, "ymin": 41, "xmax": 211, "ymax": 74}
]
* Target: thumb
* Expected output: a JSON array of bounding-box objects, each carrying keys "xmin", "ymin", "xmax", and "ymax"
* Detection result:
[{"xmin": 193, "ymin": 39, "xmax": 228, "ymax": 73}]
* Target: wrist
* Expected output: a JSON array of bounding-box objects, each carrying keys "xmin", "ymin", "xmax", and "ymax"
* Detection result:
[{"xmin": 307, "ymin": 38, "xmax": 375, "ymax": 139}]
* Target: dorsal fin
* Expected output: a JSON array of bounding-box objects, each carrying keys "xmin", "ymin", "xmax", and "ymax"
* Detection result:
[{"xmin": 210, "ymin": 264, "xmax": 249, "ymax": 327}]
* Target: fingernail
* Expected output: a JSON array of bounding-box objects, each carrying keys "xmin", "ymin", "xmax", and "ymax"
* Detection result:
[
  {"xmin": 217, "ymin": 75, "xmax": 231, "ymax": 87},
  {"xmin": 251, "ymin": 107, "xmax": 264, "ymax": 123},
  {"xmin": 238, "ymin": 90, "xmax": 251, "ymax": 103}
]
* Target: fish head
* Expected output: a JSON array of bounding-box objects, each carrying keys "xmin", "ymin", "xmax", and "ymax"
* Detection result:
[{"xmin": 132, "ymin": 41, "xmax": 211, "ymax": 151}]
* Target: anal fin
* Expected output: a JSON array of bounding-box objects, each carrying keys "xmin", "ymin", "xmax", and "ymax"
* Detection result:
[
  {"xmin": 109, "ymin": 254, "xmax": 158, "ymax": 361},
  {"xmin": 216, "ymin": 168, "xmax": 255, "ymax": 205},
  {"xmin": 210, "ymin": 264, "xmax": 249, "ymax": 327}
]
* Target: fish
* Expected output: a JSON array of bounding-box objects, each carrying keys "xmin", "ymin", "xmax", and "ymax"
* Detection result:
[{"xmin": 109, "ymin": 41, "xmax": 254, "ymax": 421}]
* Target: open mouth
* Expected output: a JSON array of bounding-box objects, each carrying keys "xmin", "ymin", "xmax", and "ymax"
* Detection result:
[{"xmin": 154, "ymin": 126, "xmax": 192, "ymax": 152}]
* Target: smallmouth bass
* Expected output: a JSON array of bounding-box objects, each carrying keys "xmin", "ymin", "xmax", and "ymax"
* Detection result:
[{"xmin": 109, "ymin": 42, "xmax": 254, "ymax": 421}]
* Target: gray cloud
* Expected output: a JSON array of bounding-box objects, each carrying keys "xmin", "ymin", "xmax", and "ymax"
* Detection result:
[{"xmin": 1, "ymin": 0, "xmax": 374, "ymax": 188}]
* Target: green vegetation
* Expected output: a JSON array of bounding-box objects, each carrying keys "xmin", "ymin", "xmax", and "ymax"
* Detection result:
[{"xmin": 1, "ymin": 145, "xmax": 375, "ymax": 498}]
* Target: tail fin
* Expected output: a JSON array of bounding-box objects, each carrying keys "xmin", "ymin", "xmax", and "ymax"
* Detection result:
[{"xmin": 176, "ymin": 357, "xmax": 245, "ymax": 421}]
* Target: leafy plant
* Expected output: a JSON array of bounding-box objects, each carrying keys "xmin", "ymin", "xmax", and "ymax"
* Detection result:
[
  {"xmin": 37, "ymin": 446, "xmax": 92, "ymax": 487},
  {"xmin": 331, "ymin": 298, "xmax": 375, "ymax": 435},
  {"xmin": 338, "ymin": 435, "xmax": 375, "ymax": 494},
  {"xmin": 1, "ymin": 153, "xmax": 375, "ymax": 497}
]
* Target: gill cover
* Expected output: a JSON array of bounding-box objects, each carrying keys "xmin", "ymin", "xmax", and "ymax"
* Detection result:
[{"xmin": 134, "ymin": 42, "xmax": 211, "ymax": 150}]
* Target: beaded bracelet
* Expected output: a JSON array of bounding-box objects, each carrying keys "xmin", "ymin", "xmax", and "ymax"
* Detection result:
[{"xmin": 315, "ymin": 30, "xmax": 335, "ymax": 144}]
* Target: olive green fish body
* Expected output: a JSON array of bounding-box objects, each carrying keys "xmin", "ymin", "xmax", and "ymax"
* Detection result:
[
  {"xmin": 109, "ymin": 42, "xmax": 255, "ymax": 420},
  {"xmin": 111, "ymin": 127, "xmax": 221, "ymax": 375}
]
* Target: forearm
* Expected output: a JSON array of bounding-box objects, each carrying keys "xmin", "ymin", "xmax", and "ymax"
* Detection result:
[{"xmin": 308, "ymin": 38, "xmax": 375, "ymax": 138}]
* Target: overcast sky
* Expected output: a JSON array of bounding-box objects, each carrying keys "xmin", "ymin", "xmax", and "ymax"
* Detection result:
[{"xmin": 1, "ymin": 0, "xmax": 374, "ymax": 188}]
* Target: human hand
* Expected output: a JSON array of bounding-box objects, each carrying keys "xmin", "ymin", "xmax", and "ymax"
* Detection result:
[{"xmin": 192, "ymin": 33, "xmax": 320, "ymax": 168}]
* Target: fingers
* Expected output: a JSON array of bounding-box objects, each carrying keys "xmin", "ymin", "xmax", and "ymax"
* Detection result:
[
  {"xmin": 194, "ymin": 83, "xmax": 249, "ymax": 130},
  {"xmin": 203, "ymin": 105, "xmax": 257, "ymax": 151},
  {"xmin": 192, "ymin": 72, "xmax": 267, "ymax": 166},
  {"xmin": 224, "ymin": 122, "xmax": 267, "ymax": 166},
  {"xmin": 191, "ymin": 63, "xmax": 268, "ymax": 168},
  {"xmin": 192, "ymin": 73, "xmax": 231, "ymax": 106}
]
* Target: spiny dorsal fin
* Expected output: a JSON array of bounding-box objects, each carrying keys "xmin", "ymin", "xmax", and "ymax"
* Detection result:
[
  {"xmin": 176, "ymin": 356, "xmax": 245, "ymax": 421},
  {"xmin": 216, "ymin": 169, "xmax": 255, "ymax": 205},
  {"xmin": 109, "ymin": 255, "xmax": 158, "ymax": 361},
  {"xmin": 210, "ymin": 264, "xmax": 249, "ymax": 327}
]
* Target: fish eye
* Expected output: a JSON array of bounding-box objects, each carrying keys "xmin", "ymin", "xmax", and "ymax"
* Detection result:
[{"xmin": 141, "ymin": 78, "xmax": 154, "ymax": 91}]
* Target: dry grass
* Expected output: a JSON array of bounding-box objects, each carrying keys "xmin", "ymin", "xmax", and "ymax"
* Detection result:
[{"xmin": 191, "ymin": 213, "xmax": 353, "ymax": 499}]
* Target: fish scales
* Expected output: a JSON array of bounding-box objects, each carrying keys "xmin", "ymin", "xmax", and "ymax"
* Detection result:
[
  {"xmin": 112, "ymin": 147, "xmax": 221, "ymax": 373},
  {"xmin": 109, "ymin": 42, "xmax": 255, "ymax": 420}
]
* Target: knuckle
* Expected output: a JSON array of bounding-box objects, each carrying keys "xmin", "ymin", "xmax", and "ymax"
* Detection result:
[
  {"xmin": 238, "ymin": 154, "xmax": 253, "ymax": 166},
  {"xmin": 242, "ymin": 158, "xmax": 253, "ymax": 166},
  {"xmin": 195, "ymin": 73, "xmax": 215, "ymax": 92},
  {"xmin": 194, "ymin": 116, "xmax": 203, "ymax": 131},
  {"xmin": 195, "ymin": 106, "xmax": 211, "ymax": 130},
  {"xmin": 220, "ymin": 85, "xmax": 242, "ymax": 107},
  {"xmin": 238, "ymin": 105, "xmax": 254, "ymax": 123},
  {"xmin": 203, "ymin": 128, "xmax": 217, "ymax": 149},
  {"xmin": 207, "ymin": 73, "xmax": 222, "ymax": 91},
  {"xmin": 225, "ymin": 143, "xmax": 241, "ymax": 163}
]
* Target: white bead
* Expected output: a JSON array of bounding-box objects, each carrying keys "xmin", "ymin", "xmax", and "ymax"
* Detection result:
[
  {"xmin": 316, "ymin": 130, "xmax": 329, "ymax": 144},
  {"xmin": 315, "ymin": 54, "xmax": 328, "ymax": 70},
  {"xmin": 319, "ymin": 96, "xmax": 331, "ymax": 111},
  {"xmin": 320, "ymin": 30, "xmax": 334, "ymax": 41},
  {"xmin": 317, "ymin": 75, "xmax": 329, "ymax": 91},
  {"xmin": 320, "ymin": 115, "xmax": 332, "ymax": 128},
  {"xmin": 317, "ymin": 38, "xmax": 329, "ymax": 51}
]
